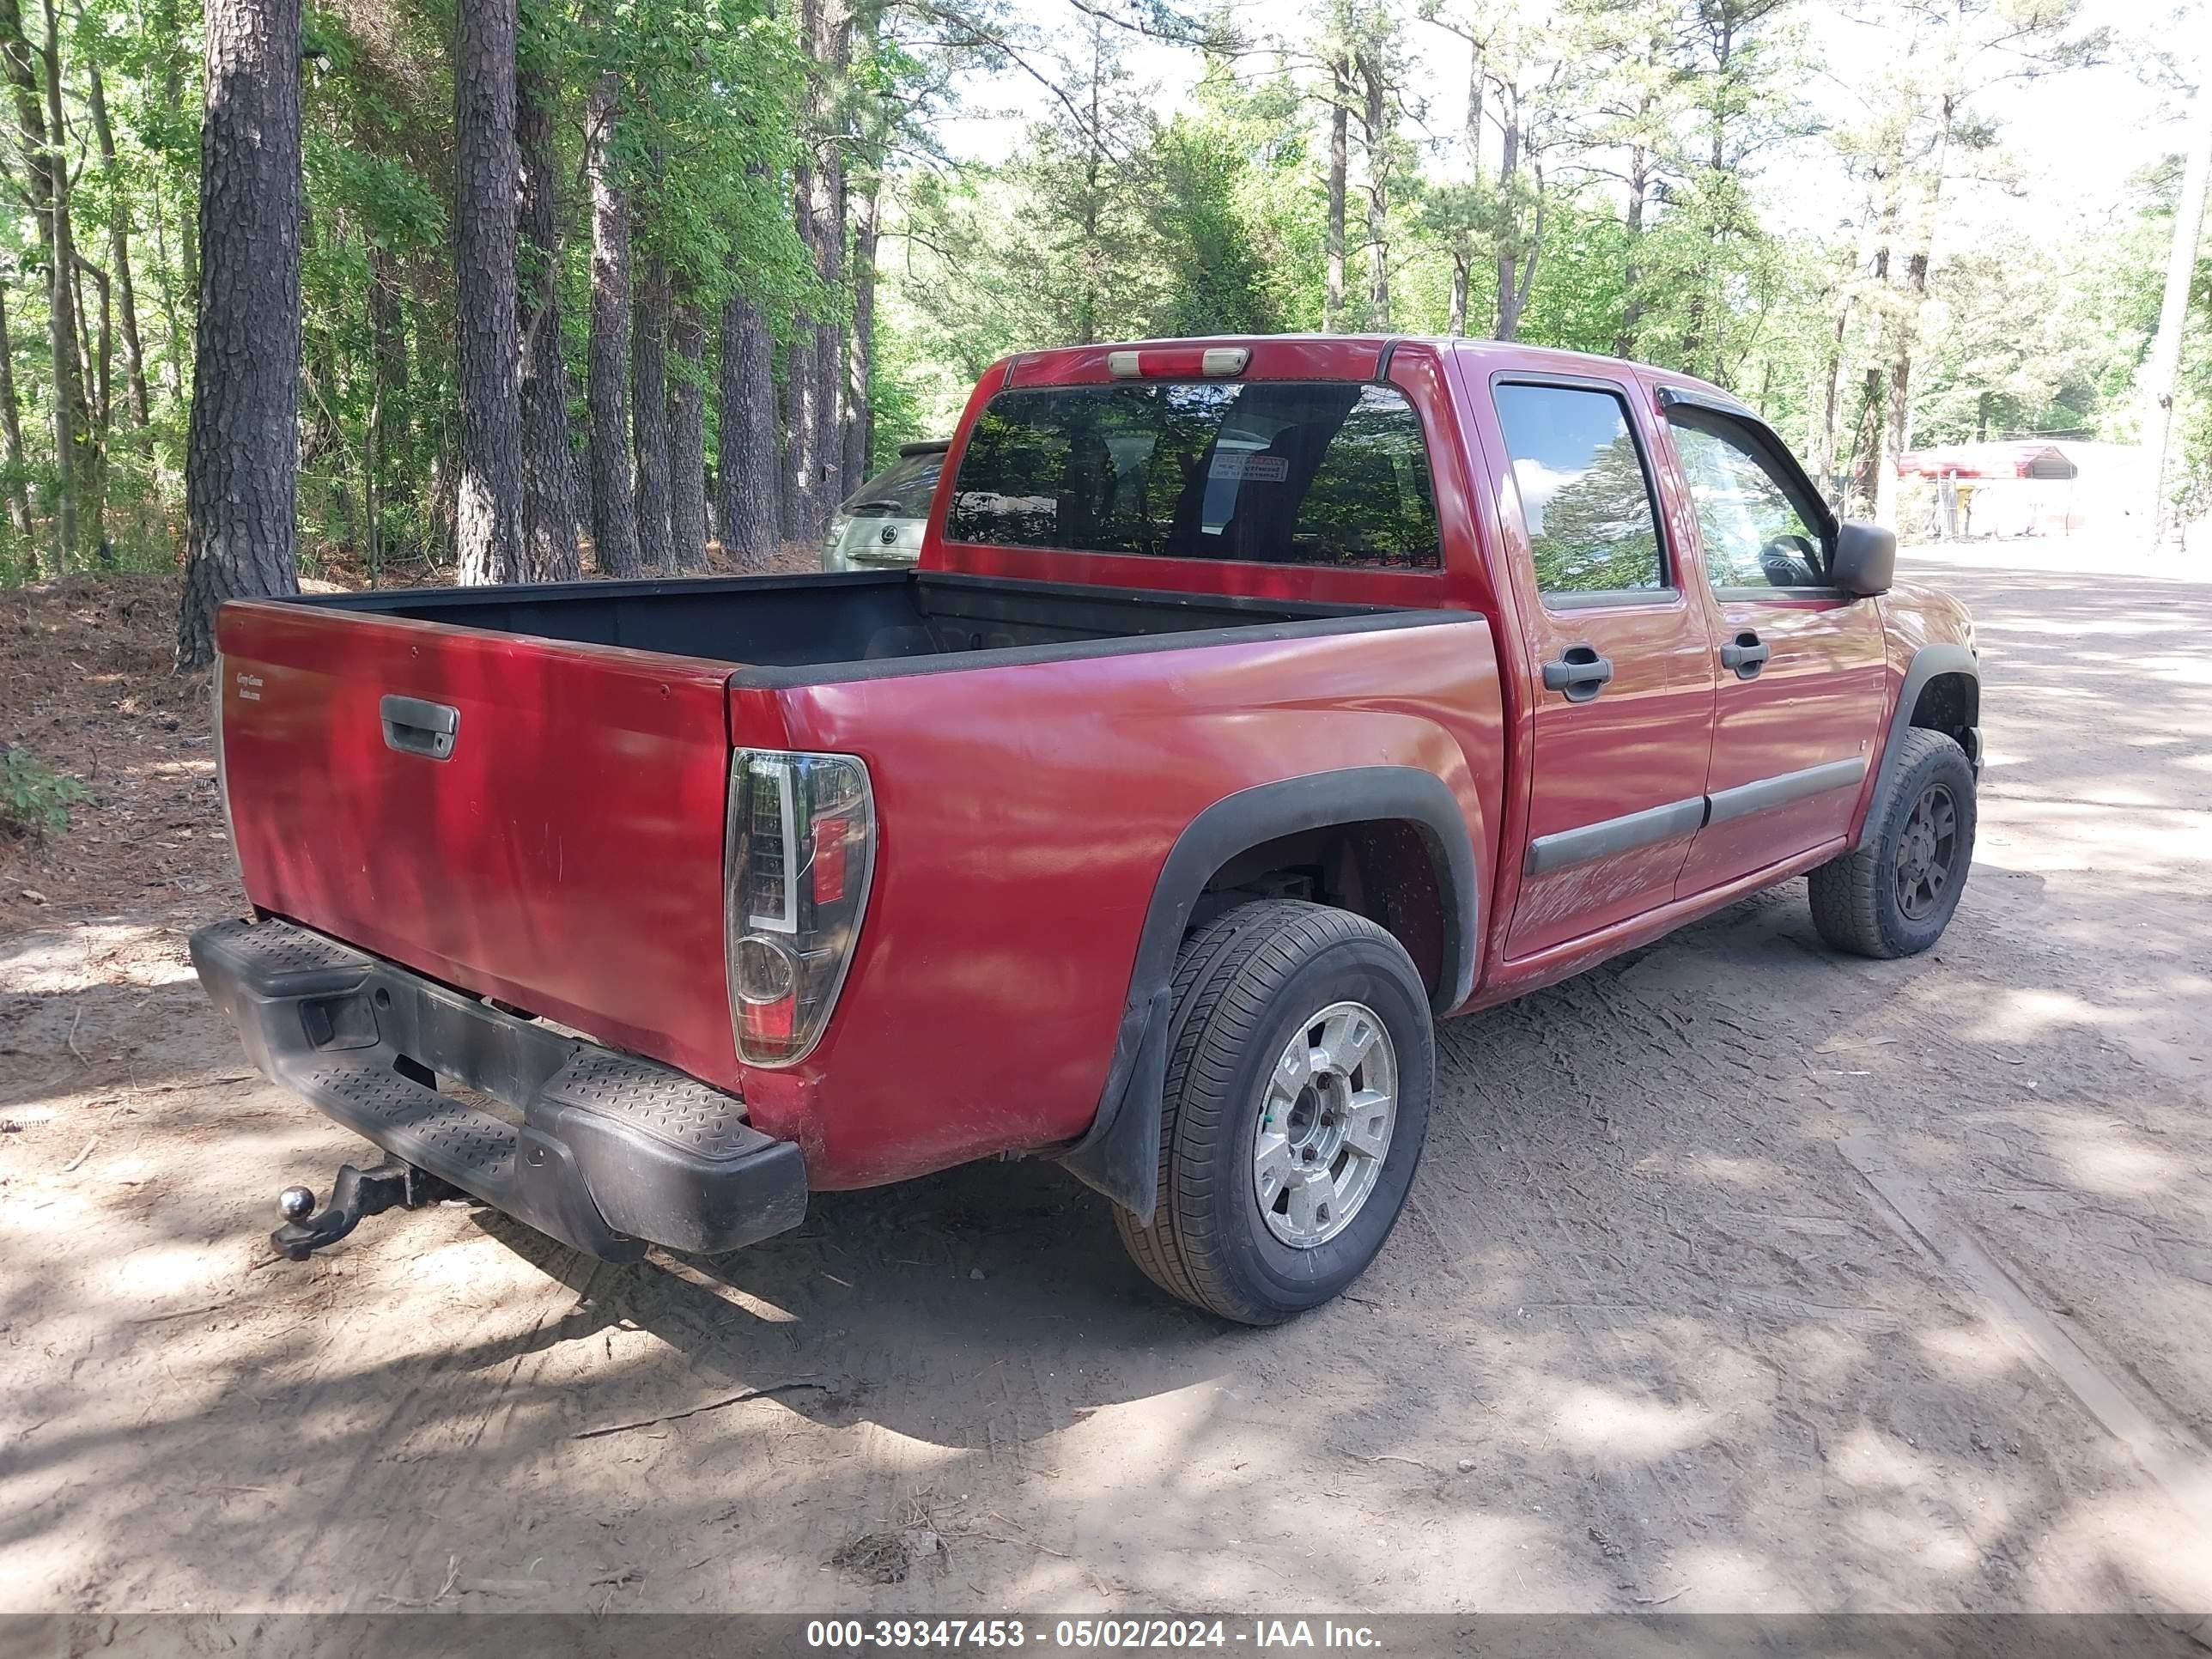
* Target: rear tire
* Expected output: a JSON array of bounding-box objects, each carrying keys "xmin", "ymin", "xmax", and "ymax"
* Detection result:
[
  {"xmin": 1114, "ymin": 900, "xmax": 1434, "ymax": 1325},
  {"xmin": 1809, "ymin": 728, "xmax": 1977, "ymax": 959}
]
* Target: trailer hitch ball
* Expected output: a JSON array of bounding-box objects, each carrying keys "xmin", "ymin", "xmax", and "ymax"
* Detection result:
[{"xmin": 269, "ymin": 1160, "xmax": 454, "ymax": 1261}]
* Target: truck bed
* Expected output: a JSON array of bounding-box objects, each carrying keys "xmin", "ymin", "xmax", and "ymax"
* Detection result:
[
  {"xmin": 215, "ymin": 571, "xmax": 1472, "ymax": 1124},
  {"xmin": 305, "ymin": 568, "xmax": 1396, "ymax": 680}
]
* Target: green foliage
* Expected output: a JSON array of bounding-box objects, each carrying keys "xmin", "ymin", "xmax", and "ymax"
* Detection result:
[
  {"xmin": 1144, "ymin": 116, "xmax": 1282, "ymax": 337},
  {"xmin": 0, "ymin": 0, "xmax": 2189, "ymax": 592},
  {"xmin": 866, "ymin": 319, "xmax": 935, "ymax": 465},
  {"xmin": 1, "ymin": 749, "xmax": 92, "ymax": 840}
]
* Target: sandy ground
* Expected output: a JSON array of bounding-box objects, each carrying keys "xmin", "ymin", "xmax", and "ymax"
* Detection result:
[{"xmin": 1, "ymin": 548, "xmax": 2208, "ymax": 1620}]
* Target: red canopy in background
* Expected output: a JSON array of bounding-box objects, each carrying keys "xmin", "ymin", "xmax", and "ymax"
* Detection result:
[{"xmin": 1897, "ymin": 441, "xmax": 2080, "ymax": 480}]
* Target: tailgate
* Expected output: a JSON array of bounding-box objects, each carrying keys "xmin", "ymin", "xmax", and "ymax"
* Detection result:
[{"xmin": 215, "ymin": 600, "xmax": 741, "ymax": 1088}]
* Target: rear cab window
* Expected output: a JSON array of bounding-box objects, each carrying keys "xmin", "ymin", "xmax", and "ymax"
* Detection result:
[{"xmin": 945, "ymin": 380, "xmax": 1443, "ymax": 570}]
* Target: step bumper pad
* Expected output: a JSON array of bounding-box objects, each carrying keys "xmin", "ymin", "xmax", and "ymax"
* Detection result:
[{"xmin": 190, "ymin": 916, "xmax": 806, "ymax": 1261}]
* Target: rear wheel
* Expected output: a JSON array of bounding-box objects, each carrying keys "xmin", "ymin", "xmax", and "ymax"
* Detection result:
[
  {"xmin": 1809, "ymin": 727, "xmax": 1977, "ymax": 958},
  {"xmin": 1114, "ymin": 900, "xmax": 1433, "ymax": 1325}
]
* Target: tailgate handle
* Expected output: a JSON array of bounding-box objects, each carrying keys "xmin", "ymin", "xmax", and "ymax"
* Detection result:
[{"xmin": 380, "ymin": 695, "xmax": 459, "ymax": 762}]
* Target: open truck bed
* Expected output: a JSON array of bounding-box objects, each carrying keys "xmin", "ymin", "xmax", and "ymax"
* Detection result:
[
  {"xmin": 211, "ymin": 568, "xmax": 1487, "ymax": 1218},
  {"xmin": 308, "ymin": 568, "xmax": 1398, "ymax": 676}
]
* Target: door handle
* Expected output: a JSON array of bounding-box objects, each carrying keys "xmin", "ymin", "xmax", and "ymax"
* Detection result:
[
  {"xmin": 1541, "ymin": 644, "xmax": 1614, "ymax": 703},
  {"xmin": 380, "ymin": 694, "xmax": 459, "ymax": 761},
  {"xmin": 1720, "ymin": 632, "xmax": 1771, "ymax": 680}
]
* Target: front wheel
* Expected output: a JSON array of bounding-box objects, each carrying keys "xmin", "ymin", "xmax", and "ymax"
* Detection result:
[
  {"xmin": 1809, "ymin": 728, "xmax": 1978, "ymax": 958},
  {"xmin": 1114, "ymin": 901, "xmax": 1434, "ymax": 1325}
]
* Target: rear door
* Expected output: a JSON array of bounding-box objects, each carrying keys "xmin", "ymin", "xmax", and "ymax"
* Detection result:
[
  {"xmin": 1483, "ymin": 375, "xmax": 1717, "ymax": 959},
  {"xmin": 215, "ymin": 601, "xmax": 743, "ymax": 1087},
  {"xmin": 1656, "ymin": 392, "xmax": 1886, "ymax": 894}
]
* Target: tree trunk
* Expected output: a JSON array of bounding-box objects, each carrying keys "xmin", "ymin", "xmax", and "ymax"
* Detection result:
[
  {"xmin": 1463, "ymin": 31, "xmax": 1482, "ymax": 162},
  {"xmin": 781, "ymin": 129, "xmax": 821, "ymax": 533},
  {"xmin": 1848, "ymin": 367, "xmax": 1884, "ymax": 518},
  {"xmin": 1881, "ymin": 247, "xmax": 1928, "ymax": 508},
  {"xmin": 452, "ymin": 0, "xmax": 524, "ymax": 586},
  {"xmin": 177, "ymin": 0, "xmax": 302, "ymax": 669},
  {"xmin": 0, "ymin": 278, "xmax": 30, "ymax": 537},
  {"xmin": 1494, "ymin": 97, "xmax": 1524, "ymax": 340},
  {"xmin": 717, "ymin": 291, "xmax": 779, "ymax": 569},
  {"xmin": 1812, "ymin": 299, "xmax": 1850, "ymax": 506},
  {"xmin": 153, "ymin": 0, "xmax": 190, "ymax": 404},
  {"xmin": 87, "ymin": 64, "xmax": 150, "ymax": 429},
  {"xmin": 1878, "ymin": 39, "xmax": 1960, "ymax": 529},
  {"xmin": 81, "ymin": 258, "xmax": 111, "ymax": 445},
  {"xmin": 585, "ymin": 70, "xmax": 640, "ymax": 576},
  {"xmin": 516, "ymin": 50, "xmax": 578, "ymax": 582},
  {"xmin": 152, "ymin": 192, "xmax": 186, "ymax": 404},
  {"xmin": 1448, "ymin": 255, "xmax": 1468, "ymax": 337},
  {"xmin": 367, "ymin": 245, "xmax": 408, "ymax": 531},
  {"xmin": 632, "ymin": 251, "xmax": 674, "ymax": 574},
  {"xmin": 1615, "ymin": 136, "xmax": 1650, "ymax": 358},
  {"xmin": 811, "ymin": 122, "xmax": 848, "ymax": 530},
  {"xmin": 786, "ymin": 0, "xmax": 851, "ymax": 544},
  {"xmin": 43, "ymin": 0, "xmax": 104, "ymax": 562},
  {"xmin": 669, "ymin": 294, "xmax": 707, "ymax": 573},
  {"xmin": 2142, "ymin": 57, "xmax": 2212, "ymax": 539},
  {"xmin": 2, "ymin": 0, "xmax": 78, "ymax": 571},
  {"xmin": 1880, "ymin": 123, "xmax": 1953, "ymax": 515},
  {"xmin": 783, "ymin": 252, "xmax": 818, "ymax": 538},
  {"xmin": 844, "ymin": 173, "xmax": 878, "ymax": 483},
  {"xmin": 1324, "ymin": 56, "xmax": 1348, "ymax": 332},
  {"xmin": 1359, "ymin": 50, "xmax": 1389, "ymax": 331}
]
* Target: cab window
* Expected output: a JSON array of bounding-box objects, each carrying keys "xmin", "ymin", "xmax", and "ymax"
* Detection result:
[
  {"xmin": 1666, "ymin": 407, "xmax": 1832, "ymax": 589},
  {"xmin": 945, "ymin": 381, "xmax": 1442, "ymax": 570},
  {"xmin": 1492, "ymin": 382, "xmax": 1668, "ymax": 599}
]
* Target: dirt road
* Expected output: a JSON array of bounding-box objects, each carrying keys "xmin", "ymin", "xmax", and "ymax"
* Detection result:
[{"xmin": 3, "ymin": 549, "xmax": 2208, "ymax": 1618}]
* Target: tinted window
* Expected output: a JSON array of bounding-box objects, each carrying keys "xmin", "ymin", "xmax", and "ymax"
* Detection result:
[
  {"xmin": 1667, "ymin": 410, "xmax": 1830, "ymax": 588},
  {"xmin": 1493, "ymin": 383, "xmax": 1665, "ymax": 596},
  {"xmin": 842, "ymin": 448, "xmax": 945, "ymax": 519},
  {"xmin": 945, "ymin": 381, "xmax": 1441, "ymax": 569}
]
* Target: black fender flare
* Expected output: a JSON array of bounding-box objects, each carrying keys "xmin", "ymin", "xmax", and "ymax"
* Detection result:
[
  {"xmin": 1863, "ymin": 643, "xmax": 1979, "ymax": 843},
  {"xmin": 1059, "ymin": 766, "xmax": 1480, "ymax": 1220}
]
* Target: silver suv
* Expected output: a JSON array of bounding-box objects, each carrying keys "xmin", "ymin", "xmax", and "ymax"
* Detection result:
[{"xmin": 820, "ymin": 441, "xmax": 950, "ymax": 572}]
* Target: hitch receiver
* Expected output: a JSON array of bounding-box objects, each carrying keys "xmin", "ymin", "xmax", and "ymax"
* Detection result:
[{"xmin": 270, "ymin": 1160, "xmax": 454, "ymax": 1261}]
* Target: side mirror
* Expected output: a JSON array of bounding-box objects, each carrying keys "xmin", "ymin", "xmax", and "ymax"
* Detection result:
[{"xmin": 1832, "ymin": 520, "xmax": 1896, "ymax": 597}]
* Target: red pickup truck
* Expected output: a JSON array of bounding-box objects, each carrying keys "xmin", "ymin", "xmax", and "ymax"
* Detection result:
[{"xmin": 191, "ymin": 335, "xmax": 1980, "ymax": 1323}]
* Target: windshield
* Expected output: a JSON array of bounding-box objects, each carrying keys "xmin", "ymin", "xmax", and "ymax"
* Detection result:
[{"xmin": 842, "ymin": 449, "xmax": 946, "ymax": 519}]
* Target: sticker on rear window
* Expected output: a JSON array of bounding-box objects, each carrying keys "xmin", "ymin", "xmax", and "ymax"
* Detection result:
[{"xmin": 1207, "ymin": 452, "xmax": 1288, "ymax": 483}]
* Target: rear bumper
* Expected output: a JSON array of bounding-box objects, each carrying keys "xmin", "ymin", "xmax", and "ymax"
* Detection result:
[{"xmin": 190, "ymin": 916, "xmax": 807, "ymax": 1261}]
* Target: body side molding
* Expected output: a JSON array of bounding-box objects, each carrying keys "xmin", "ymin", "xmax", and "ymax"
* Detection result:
[
  {"xmin": 1060, "ymin": 767, "xmax": 1482, "ymax": 1220},
  {"xmin": 1706, "ymin": 756, "xmax": 1868, "ymax": 827},
  {"xmin": 1524, "ymin": 796, "xmax": 1705, "ymax": 877}
]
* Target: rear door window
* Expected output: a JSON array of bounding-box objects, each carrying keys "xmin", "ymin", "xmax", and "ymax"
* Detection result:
[
  {"xmin": 1492, "ymin": 382, "xmax": 1668, "ymax": 599},
  {"xmin": 945, "ymin": 381, "xmax": 1442, "ymax": 569}
]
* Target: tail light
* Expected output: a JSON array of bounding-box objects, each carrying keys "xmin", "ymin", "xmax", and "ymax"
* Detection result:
[
  {"xmin": 213, "ymin": 652, "xmax": 244, "ymax": 888},
  {"xmin": 724, "ymin": 749, "xmax": 876, "ymax": 1065}
]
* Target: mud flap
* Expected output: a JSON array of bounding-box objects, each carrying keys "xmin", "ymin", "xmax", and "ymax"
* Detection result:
[{"xmin": 1057, "ymin": 986, "xmax": 1171, "ymax": 1224}]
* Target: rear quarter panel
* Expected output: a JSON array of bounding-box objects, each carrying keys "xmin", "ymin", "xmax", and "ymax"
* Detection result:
[{"xmin": 733, "ymin": 617, "xmax": 1505, "ymax": 1188}]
